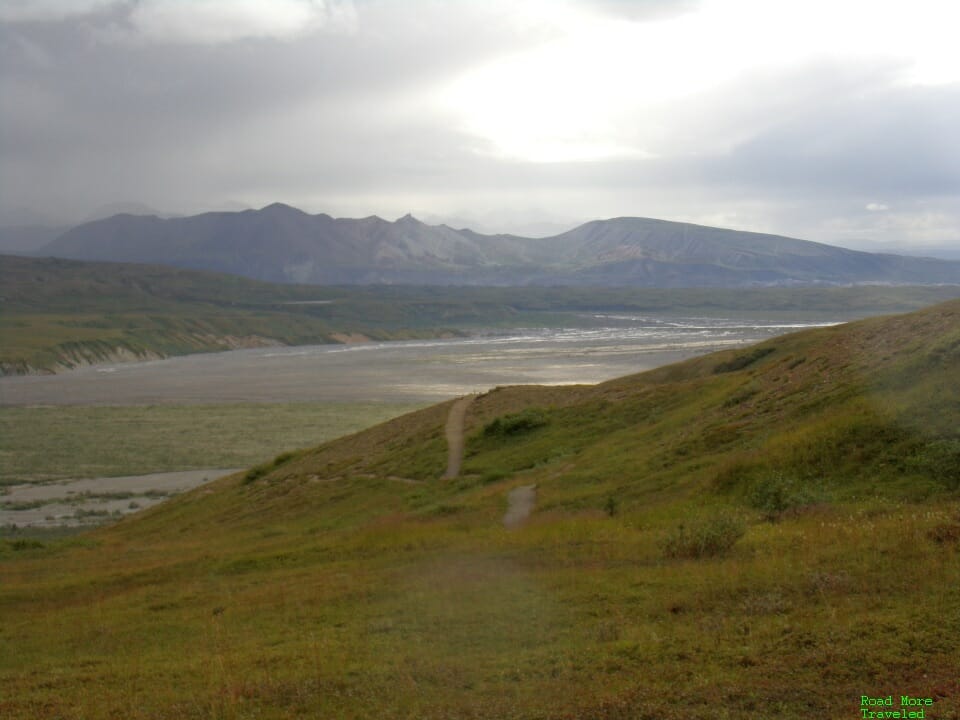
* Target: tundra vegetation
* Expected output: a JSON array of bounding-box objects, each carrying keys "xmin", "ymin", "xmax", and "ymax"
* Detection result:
[
  {"xmin": 0, "ymin": 403, "xmax": 425, "ymax": 487},
  {"xmin": 3, "ymin": 253, "xmax": 960, "ymax": 373},
  {"xmin": 1, "ymin": 301, "xmax": 959, "ymax": 718}
]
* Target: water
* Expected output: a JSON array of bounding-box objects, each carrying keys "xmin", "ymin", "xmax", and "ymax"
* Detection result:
[
  {"xmin": 0, "ymin": 469, "xmax": 240, "ymax": 528},
  {"xmin": 0, "ymin": 314, "xmax": 840, "ymax": 406}
]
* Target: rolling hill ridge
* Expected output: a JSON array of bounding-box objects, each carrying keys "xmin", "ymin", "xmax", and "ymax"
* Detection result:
[
  {"xmin": 220, "ymin": 297, "xmax": 960, "ymax": 510},
  {"xmin": 0, "ymin": 254, "xmax": 466, "ymax": 374}
]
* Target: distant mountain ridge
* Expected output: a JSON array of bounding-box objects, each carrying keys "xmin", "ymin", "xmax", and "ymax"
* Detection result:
[{"xmin": 40, "ymin": 203, "xmax": 960, "ymax": 287}]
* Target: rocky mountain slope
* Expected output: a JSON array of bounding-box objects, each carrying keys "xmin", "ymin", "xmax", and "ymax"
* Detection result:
[{"xmin": 41, "ymin": 203, "xmax": 960, "ymax": 286}]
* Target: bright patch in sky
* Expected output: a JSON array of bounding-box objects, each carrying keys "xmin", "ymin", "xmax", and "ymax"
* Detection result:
[
  {"xmin": 441, "ymin": 0, "xmax": 960, "ymax": 163},
  {"xmin": 0, "ymin": 0, "xmax": 114, "ymax": 21},
  {"xmin": 127, "ymin": 0, "xmax": 355, "ymax": 44}
]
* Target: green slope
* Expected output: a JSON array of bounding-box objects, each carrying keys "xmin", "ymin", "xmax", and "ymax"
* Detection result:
[
  {"xmin": 139, "ymin": 298, "xmax": 960, "ymax": 524},
  {"xmin": 4, "ymin": 253, "xmax": 960, "ymax": 375},
  {"xmin": 0, "ymin": 255, "xmax": 462, "ymax": 374},
  {"xmin": 2, "ymin": 303, "xmax": 959, "ymax": 719}
]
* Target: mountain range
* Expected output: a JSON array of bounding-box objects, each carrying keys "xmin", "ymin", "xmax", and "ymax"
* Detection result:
[{"xmin": 39, "ymin": 203, "xmax": 960, "ymax": 287}]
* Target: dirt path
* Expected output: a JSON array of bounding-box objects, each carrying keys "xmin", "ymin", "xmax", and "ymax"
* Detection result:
[
  {"xmin": 503, "ymin": 484, "xmax": 537, "ymax": 529},
  {"xmin": 441, "ymin": 394, "xmax": 476, "ymax": 479}
]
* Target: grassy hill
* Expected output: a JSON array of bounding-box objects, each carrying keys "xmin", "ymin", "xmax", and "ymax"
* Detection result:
[
  {"xmin": 0, "ymin": 255, "xmax": 463, "ymax": 374},
  {"xmin": 2, "ymin": 304, "xmax": 960, "ymax": 717}
]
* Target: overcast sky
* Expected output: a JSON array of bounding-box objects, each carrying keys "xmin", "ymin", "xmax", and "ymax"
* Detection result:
[{"xmin": 1, "ymin": 0, "xmax": 959, "ymax": 250}]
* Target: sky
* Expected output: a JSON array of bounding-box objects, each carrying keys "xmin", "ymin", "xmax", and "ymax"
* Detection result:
[{"xmin": 1, "ymin": 0, "xmax": 959, "ymax": 252}]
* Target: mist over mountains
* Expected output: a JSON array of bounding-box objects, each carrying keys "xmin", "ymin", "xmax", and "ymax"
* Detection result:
[{"xmin": 39, "ymin": 203, "xmax": 960, "ymax": 287}]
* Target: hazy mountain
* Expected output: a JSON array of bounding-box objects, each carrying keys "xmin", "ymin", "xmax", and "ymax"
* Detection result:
[
  {"xmin": 0, "ymin": 225, "xmax": 68, "ymax": 255},
  {"xmin": 41, "ymin": 203, "xmax": 960, "ymax": 287},
  {"xmin": 81, "ymin": 201, "xmax": 169, "ymax": 223},
  {"xmin": 847, "ymin": 240, "xmax": 960, "ymax": 261},
  {"xmin": 532, "ymin": 218, "xmax": 960, "ymax": 285}
]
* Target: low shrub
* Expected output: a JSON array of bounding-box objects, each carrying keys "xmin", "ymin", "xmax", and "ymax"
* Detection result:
[
  {"xmin": 481, "ymin": 470, "xmax": 508, "ymax": 484},
  {"xmin": 927, "ymin": 521, "xmax": 960, "ymax": 545},
  {"xmin": 482, "ymin": 408, "xmax": 549, "ymax": 438},
  {"xmin": 243, "ymin": 450, "xmax": 300, "ymax": 485},
  {"xmin": 661, "ymin": 513, "xmax": 745, "ymax": 559},
  {"xmin": 911, "ymin": 439, "xmax": 960, "ymax": 490},
  {"xmin": 787, "ymin": 356, "xmax": 807, "ymax": 370},
  {"xmin": 713, "ymin": 346, "xmax": 774, "ymax": 374},
  {"xmin": 710, "ymin": 455, "xmax": 765, "ymax": 493},
  {"xmin": 722, "ymin": 387, "xmax": 759, "ymax": 408},
  {"xmin": 429, "ymin": 503, "xmax": 463, "ymax": 517},
  {"xmin": 243, "ymin": 464, "xmax": 270, "ymax": 484},
  {"xmin": 7, "ymin": 539, "xmax": 45, "ymax": 551},
  {"xmin": 749, "ymin": 472, "xmax": 823, "ymax": 521},
  {"xmin": 272, "ymin": 451, "xmax": 297, "ymax": 467}
]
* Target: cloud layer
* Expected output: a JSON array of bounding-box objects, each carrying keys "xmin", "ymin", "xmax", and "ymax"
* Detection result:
[{"xmin": 1, "ymin": 0, "xmax": 958, "ymax": 250}]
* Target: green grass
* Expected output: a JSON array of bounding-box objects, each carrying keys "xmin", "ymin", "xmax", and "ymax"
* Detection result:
[
  {"xmin": 1, "ymin": 301, "xmax": 959, "ymax": 717},
  {"xmin": 0, "ymin": 256, "xmax": 466, "ymax": 373},
  {"xmin": 0, "ymin": 310, "xmax": 457, "ymax": 374},
  {"xmin": 1, "ymin": 487, "xmax": 957, "ymax": 718},
  {"xmin": 0, "ymin": 403, "xmax": 425, "ymax": 484}
]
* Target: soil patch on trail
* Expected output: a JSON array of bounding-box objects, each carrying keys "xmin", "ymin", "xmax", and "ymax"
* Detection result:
[
  {"xmin": 503, "ymin": 484, "xmax": 537, "ymax": 529},
  {"xmin": 442, "ymin": 394, "xmax": 476, "ymax": 479}
]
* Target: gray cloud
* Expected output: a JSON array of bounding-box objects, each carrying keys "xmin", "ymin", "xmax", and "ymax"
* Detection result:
[
  {"xmin": 122, "ymin": 0, "xmax": 356, "ymax": 45},
  {"xmin": 0, "ymin": 0, "xmax": 116, "ymax": 22},
  {"xmin": 1, "ymin": 0, "xmax": 958, "ymax": 251},
  {"xmin": 715, "ymin": 85, "xmax": 960, "ymax": 197}
]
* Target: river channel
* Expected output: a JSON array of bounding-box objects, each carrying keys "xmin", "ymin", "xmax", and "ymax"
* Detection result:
[{"xmin": 0, "ymin": 314, "xmax": 839, "ymax": 406}]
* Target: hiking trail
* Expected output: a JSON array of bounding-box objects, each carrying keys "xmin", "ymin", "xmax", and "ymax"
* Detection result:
[
  {"xmin": 503, "ymin": 484, "xmax": 537, "ymax": 529},
  {"xmin": 441, "ymin": 394, "xmax": 476, "ymax": 479}
]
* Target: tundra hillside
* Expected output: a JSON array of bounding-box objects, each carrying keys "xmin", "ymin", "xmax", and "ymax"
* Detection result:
[
  {"xmin": 0, "ymin": 254, "xmax": 463, "ymax": 374},
  {"xmin": 2, "ymin": 300, "xmax": 959, "ymax": 718}
]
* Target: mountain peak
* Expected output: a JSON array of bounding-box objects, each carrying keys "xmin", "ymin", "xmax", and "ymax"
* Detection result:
[
  {"xmin": 259, "ymin": 202, "xmax": 304, "ymax": 215},
  {"xmin": 39, "ymin": 209, "xmax": 960, "ymax": 287}
]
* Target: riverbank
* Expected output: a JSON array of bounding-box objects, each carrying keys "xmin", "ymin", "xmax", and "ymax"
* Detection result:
[
  {"xmin": 1, "ymin": 469, "xmax": 239, "ymax": 528},
  {"xmin": 0, "ymin": 316, "xmax": 834, "ymax": 406}
]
